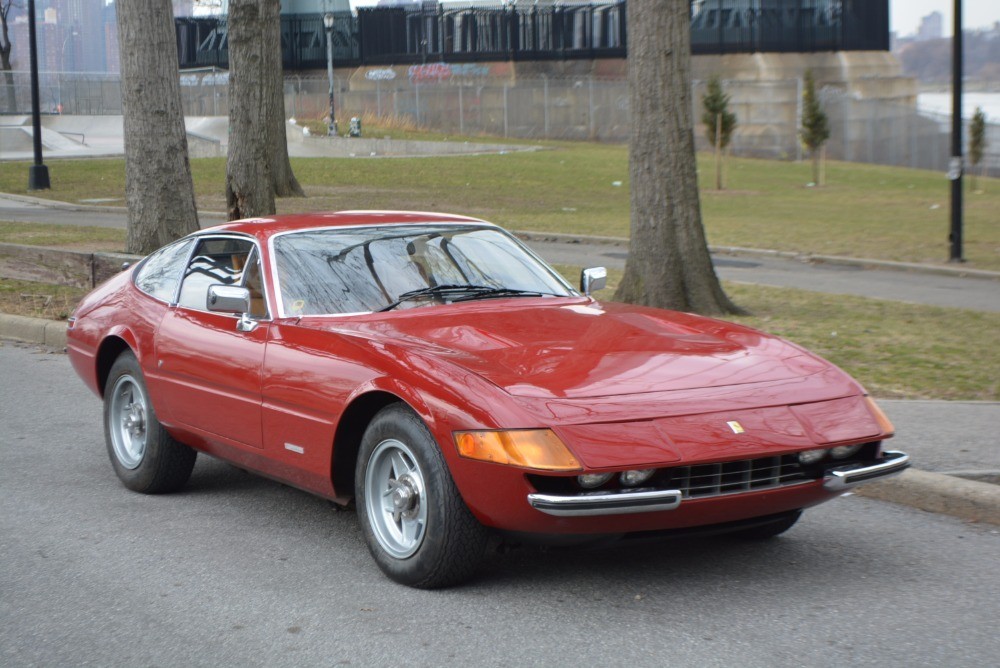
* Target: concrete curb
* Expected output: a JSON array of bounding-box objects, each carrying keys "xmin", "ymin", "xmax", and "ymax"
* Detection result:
[
  {"xmin": 512, "ymin": 230, "xmax": 1000, "ymax": 281},
  {"xmin": 855, "ymin": 469, "xmax": 1000, "ymax": 525},
  {"xmin": 2, "ymin": 311, "xmax": 998, "ymax": 526},
  {"xmin": 0, "ymin": 313, "xmax": 67, "ymax": 348}
]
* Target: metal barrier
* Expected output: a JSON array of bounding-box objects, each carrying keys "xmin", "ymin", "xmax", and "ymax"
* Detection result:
[{"xmin": 2, "ymin": 70, "xmax": 996, "ymax": 177}]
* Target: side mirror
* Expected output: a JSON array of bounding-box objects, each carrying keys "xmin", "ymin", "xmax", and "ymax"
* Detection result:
[
  {"xmin": 207, "ymin": 284, "xmax": 251, "ymax": 314},
  {"xmin": 580, "ymin": 267, "xmax": 607, "ymax": 296}
]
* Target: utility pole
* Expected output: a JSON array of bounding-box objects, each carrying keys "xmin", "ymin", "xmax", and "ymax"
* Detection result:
[
  {"xmin": 27, "ymin": 0, "xmax": 50, "ymax": 190},
  {"xmin": 949, "ymin": 0, "xmax": 964, "ymax": 262}
]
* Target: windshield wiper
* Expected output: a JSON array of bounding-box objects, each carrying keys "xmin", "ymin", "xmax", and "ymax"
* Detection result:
[
  {"xmin": 379, "ymin": 284, "xmax": 558, "ymax": 312},
  {"xmin": 450, "ymin": 287, "xmax": 555, "ymax": 302},
  {"xmin": 378, "ymin": 284, "xmax": 500, "ymax": 312}
]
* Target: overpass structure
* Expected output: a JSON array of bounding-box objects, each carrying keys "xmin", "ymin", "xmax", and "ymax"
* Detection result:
[{"xmin": 177, "ymin": 1, "xmax": 891, "ymax": 70}]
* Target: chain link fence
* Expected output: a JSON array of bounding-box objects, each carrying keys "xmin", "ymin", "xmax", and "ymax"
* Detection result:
[{"xmin": 2, "ymin": 69, "xmax": 997, "ymax": 176}]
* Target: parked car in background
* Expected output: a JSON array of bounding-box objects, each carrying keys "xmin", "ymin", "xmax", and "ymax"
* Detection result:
[{"xmin": 66, "ymin": 211, "xmax": 908, "ymax": 588}]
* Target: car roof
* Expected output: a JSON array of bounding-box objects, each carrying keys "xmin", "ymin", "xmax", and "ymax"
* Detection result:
[{"xmin": 197, "ymin": 210, "xmax": 491, "ymax": 241}]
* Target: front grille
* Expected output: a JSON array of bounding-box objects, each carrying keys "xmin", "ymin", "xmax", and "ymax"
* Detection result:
[{"xmin": 664, "ymin": 455, "xmax": 809, "ymax": 499}]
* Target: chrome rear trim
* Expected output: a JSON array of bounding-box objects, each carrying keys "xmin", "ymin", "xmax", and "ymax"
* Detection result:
[
  {"xmin": 527, "ymin": 488, "xmax": 682, "ymax": 517},
  {"xmin": 822, "ymin": 450, "xmax": 910, "ymax": 491}
]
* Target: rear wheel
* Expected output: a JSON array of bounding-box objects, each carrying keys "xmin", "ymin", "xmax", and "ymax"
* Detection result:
[
  {"xmin": 730, "ymin": 510, "xmax": 802, "ymax": 540},
  {"xmin": 103, "ymin": 351, "xmax": 196, "ymax": 493},
  {"xmin": 355, "ymin": 404, "xmax": 488, "ymax": 588}
]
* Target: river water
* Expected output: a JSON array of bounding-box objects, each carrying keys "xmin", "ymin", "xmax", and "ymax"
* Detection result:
[{"xmin": 917, "ymin": 92, "xmax": 1000, "ymax": 120}]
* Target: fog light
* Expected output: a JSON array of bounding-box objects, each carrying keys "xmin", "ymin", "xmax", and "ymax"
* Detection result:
[
  {"xmin": 620, "ymin": 469, "xmax": 655, "ymax": 487},
  {"xmin": 830, "ymin": 443, "xmax": 863, "ymax": 459},
  {"xmin": 798, "ymin": 448, "xmax": 827, "ymax": 464},
  {"xmin": 577, "ymin": 472, "xmax": 614, "ymax": 489}
]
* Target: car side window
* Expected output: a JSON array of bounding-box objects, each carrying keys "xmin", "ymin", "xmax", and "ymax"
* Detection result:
[
  {"xmin": 134, "ymin": 239, "xmax": 195, "ymax": 303},
  {"xmin": 177, "ymin": 238, "xmax": 255, "ymax": 311}
]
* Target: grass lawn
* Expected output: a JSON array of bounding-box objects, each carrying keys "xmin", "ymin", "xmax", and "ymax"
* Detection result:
[
  {"xmin": 1, "ymin": 139, "xmax": 997, "ymax": 269},
  {"xmin": 0, "ymin": 278, "xmax": 88, "ymax": 321},
  {"xmin": 0, "ymin": 221, "xmax": 125, "ymax": 250}
]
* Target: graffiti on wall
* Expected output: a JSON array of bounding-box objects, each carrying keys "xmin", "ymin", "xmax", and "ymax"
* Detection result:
[
  {"xmin": 406, "ymin": 63, "xmax": 502, "ymax": 83},
  {"xmin": 365, "ymin": 69, "xmax": 397, "ymax": 81}
]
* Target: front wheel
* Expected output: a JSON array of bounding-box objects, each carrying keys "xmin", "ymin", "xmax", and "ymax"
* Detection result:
[
  {"xmin": 355, "ymin": 404, "xmax": 488, "ymax": 588},
  {"xmin": 103, "ymin": 351, "xmax": 196, "ymax": 494}
]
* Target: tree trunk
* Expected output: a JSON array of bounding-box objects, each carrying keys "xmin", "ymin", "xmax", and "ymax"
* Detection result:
[
  {"xmin": 1, "ymin": 14, "xmax": 17, "ymax": 114},
  {"xmin": 613, "ymin": 0, "xmax": 741, "ymax": 316},
  {"xmin": 812, "ymin": 148, "xmax": 820, "ymax": 186},
  {"xmin": 262, "ymin": 11, "xmax": 304, "ymax": 198},
  {"xmin": 1, "ymin": 63, "xmax": 15, "ymax": 115},
  {"xmin": 226, "ymin": 0, "xmax": 277, "ymax": 220},
  {"xmin": 117, "ymin": 0, "xmax": 199, "ymax": 254}
]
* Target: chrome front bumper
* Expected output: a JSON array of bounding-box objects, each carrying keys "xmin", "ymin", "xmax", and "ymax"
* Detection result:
[
  {"xmin": 822, "ymin": 450, "xmax": 910, "ymax": 491},
  {"xmin": 527, "ymin": 488, "xmax": 682, "ymax": 517},
  {"xmin": 526, "ymin": 450, "xmax": 910, "ymax": 517}
]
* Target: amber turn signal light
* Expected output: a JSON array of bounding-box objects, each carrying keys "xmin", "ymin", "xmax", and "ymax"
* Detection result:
[
  {"xmin": 864, "ymin": 396, "xmax": 895, "ymax": 438},
  {"xmin": 454, "ymin": 429, "xmax": 582, "ymax": 471}
]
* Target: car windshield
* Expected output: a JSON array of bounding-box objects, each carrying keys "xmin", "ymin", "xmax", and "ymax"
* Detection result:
[{"xmin": 272, "ymin": 224, "xmax": 576, "ymax": 316}]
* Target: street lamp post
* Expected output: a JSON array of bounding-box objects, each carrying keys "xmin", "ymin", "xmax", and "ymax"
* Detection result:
[
  {"xmin": 323, "ymin": 12, "xmax": 337, "ymax": 137},
  {"xmin": 26, "ymin": 0, "xmax": 50, "ymax": 190},
  {"xmin": 948, "ymin": 0, "xmax": 964, "ymax": 262}
]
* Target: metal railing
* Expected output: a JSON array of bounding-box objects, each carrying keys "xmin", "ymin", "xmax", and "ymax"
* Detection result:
[{"xmin": 3, "ymin": 70, "xmax": 996, "ymax": 177}]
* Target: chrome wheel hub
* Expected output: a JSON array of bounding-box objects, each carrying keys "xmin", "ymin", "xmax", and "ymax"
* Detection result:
[{"xmin": 388, "ymin": 474, "xmax": 420, "ymax": 522}]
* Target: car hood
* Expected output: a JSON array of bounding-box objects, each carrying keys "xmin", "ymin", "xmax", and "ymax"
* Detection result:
[{"xmin": 302, "ymin": 299, "xmax": 833, "ymax": 399}]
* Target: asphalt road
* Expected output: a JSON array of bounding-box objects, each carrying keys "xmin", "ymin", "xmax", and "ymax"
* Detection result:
[
  {"xmin": 3, "ymin": 197, "xmax": 999, "ymax": 313},
  {"xmin": 2, "ymin": 342, "xmax": 998, "ymax": 667}
]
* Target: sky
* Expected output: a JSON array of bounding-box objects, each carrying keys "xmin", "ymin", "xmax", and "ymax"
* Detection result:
[{"xmin": 890, "ymin": 0, "xmax": 998, "ymax": 36}]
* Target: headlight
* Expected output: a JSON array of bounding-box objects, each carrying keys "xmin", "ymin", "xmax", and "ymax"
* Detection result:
[
  {"xmin": 830, "ymin": 443, "xmax": 863, "ymax": 459},
  {"xmin": 578, "ymin": 472, "xmax": 614, "ymax": 489},
  {"xmin": 454, "ymin": 429, "xmax": 582, "ymax": 471},
  {"xmin": 620, "ymin": 469, "xmax": 656, "ymax": 487},
  {"xmin": 798, "ymin": 448, "xmax": 828, "ymax": 464}
]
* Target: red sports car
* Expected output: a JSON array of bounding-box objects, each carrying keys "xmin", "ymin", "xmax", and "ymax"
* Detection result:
[{"xmin": 66, "ymin": 211, "xmax": 908, "ymax": 588}]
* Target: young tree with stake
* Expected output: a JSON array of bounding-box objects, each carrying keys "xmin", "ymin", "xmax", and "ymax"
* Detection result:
[
  {"xmin": 800, "ymin": 69, "xmax": 830, "ymax": 187},
  {"xmin": 969, "ymin": 107, "xmax": 987, "ymax": 193},
  {"xmin": 701, "ymin": 75, "xmax": 737, "ymax": 190}
]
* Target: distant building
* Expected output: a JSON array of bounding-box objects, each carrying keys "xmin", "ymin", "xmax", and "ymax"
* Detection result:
[
  {"xmin": 10, "ymin": 13, "xmax": 61, "ymax": 72},
  {"xmin": 916, "ymin": 11, "xmax": 943, "ymax": 41},
  {"xmin": 8, "ymin": 0, "xmax": 110, "ymax": 73}
]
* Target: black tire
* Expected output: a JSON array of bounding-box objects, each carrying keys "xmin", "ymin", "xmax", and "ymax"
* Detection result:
[
  {"xmin": 730, "ymin": 510, "xmax": 802, "ymax": 540},
  {"xmin": 355, "ymin": 403, "xmax": 489, "ymax": 588},
  {"xmin": 103, "ymin": 351, "xmax": 196, "ymax": 494}
]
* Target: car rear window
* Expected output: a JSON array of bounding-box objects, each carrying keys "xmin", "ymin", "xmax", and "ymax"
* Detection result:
[{"xmin": 134, "ymin": 239, "xmax": 195, "ymax": 303}]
